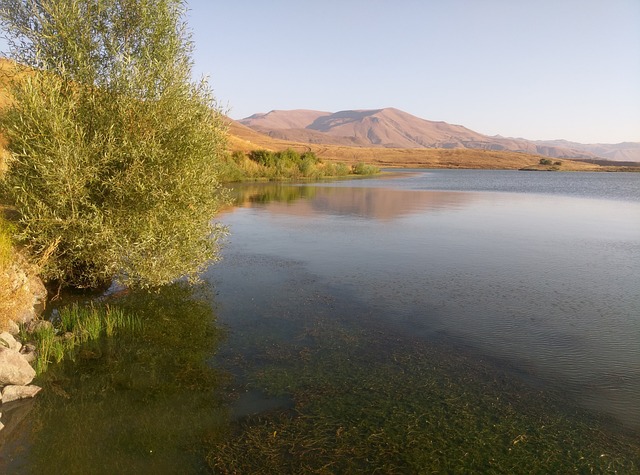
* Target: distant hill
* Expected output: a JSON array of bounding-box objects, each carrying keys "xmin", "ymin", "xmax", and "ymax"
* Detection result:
[
  {"xmin": 532, "ymin": 139, "xmax": 640, "ymax": 162},
  {"xmin": 240, "ymin": 108, "xmax": 640, "ymax": 162},
  {"xmin": 0, "ymin": 58, "xmax": 625, "ymax": 172}
]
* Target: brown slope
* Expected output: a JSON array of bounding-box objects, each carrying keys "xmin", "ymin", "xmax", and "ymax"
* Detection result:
[
  {"xmin": 240, "ymin": 107, "xmax": 601, "ymax": 160},
  {"xmin": 240, "ymin": 109, "xmax": 331, "ymax": 130},
  {"xmin": 224, "ymin": 118, "xmax": 604, "ymax": 171},
  {"xmin": 307, "ymin": 108, "xmax": 487, "ymax": 148}
]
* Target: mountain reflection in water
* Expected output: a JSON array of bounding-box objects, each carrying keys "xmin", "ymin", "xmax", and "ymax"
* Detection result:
[{"xmin": 231, "ymin": 182, "xmax": 475, "ymax": 219}]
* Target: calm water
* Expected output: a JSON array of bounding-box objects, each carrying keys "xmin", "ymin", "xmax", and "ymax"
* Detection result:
[
  {"xmin": 1, "ymin": 169, "xmax": 639, "ymax": 472},
  {"xmin": 215, "ymin": 170, "xmax": 640, "ymax": 428}
]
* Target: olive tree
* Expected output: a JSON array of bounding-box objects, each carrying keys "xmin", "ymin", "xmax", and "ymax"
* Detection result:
[{"xmin": 0, "ymin": 0, "xmax": 228, "ymax": 289}]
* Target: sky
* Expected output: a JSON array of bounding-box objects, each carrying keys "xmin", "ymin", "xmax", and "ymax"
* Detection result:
[
  {"xmin": 184, "ymin": 0, "xmax": 639, "ymax": 144},
  {"xmin": 0, "ymin": 1, "xmax": 638, "ymax": 144}
]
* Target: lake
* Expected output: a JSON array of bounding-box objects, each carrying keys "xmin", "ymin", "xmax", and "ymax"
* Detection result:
[{"xmin": 1, "ymin": 169, "xmax": 639, "ymax": 473}]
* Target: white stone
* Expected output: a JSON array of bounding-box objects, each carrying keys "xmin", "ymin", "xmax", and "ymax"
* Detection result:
[
  {"xmin": 0, "ymin": 347, "xmax": 36, "ymax": 386},
  {"xmin": 0, "ymin": 331, "xmax": 21, "ymax": 352},
  {"xmin": 1, "ymin": 384, "xmax": 42, "ymax": 403}
]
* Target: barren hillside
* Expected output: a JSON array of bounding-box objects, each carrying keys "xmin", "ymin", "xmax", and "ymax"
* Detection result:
[
  {"xmin": 240, "ymin": 108, "xmax": 639, "ymax": 162},
  {"xmin": 0, "ymin": 58, "xmax": 619, "ymax": 172}
]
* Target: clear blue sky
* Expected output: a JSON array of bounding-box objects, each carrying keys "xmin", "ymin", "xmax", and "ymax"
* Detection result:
[
  {"xmin": 186, "ymin": 0, "xmax": 639, "ymax": 144},
  {"xmin": 0, "ymin": 1, "xmax": 637, "ymax": 144}
]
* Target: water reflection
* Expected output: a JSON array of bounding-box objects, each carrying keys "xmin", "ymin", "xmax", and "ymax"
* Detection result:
[
  {"xmin": 0, "ymin": 283, "xmax": 230, "ymax": 474},
  {"xmin": 220, "ymin": 175, "xmax": 640, "ymax": 432},
  {"xmin": 230, "ymin": 182, "xmax": 476, "ymax": 219}
]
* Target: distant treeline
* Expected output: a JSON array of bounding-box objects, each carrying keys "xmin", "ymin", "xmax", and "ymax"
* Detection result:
[{"xmin": 218, "ymin": 148, "xmax": 379, "ymax": 182}]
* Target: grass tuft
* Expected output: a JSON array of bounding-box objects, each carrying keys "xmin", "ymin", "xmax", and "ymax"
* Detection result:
[{"xmin": 30, "ymin": 303, "xmax": 141, "ymax": 374}]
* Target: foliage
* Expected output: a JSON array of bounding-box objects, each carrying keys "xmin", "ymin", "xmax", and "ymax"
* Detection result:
[
  {"xmin": 539, "ymin": 158, "xmax": 553, "ymax": 165},
  {"xmin": 352, "ymin": 161, "xmax": 380, "ymax": 175},
  {"xmin": 218, "ymin": 148, "xmax": 377, "ymax": 182},
  {"xmin": 0, "ymin": 0, "xmax": 228, "ymax": 289},
  {"xmin": 27, "ymin": 303, "xmax": 141, "ymax": 374}
]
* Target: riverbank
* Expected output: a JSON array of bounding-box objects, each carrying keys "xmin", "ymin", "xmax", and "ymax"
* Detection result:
[{"xmin": 0, "ymin": 244, "xmax": 47, "ymax": 433}]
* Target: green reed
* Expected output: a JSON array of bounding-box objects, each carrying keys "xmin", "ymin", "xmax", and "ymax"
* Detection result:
[{"xmin": 30, "ymin": 303, "xmax": 141, "ymax": 374}]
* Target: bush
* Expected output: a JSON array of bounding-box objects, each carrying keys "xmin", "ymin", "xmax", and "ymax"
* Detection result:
[
  {"xmin": 0, "ymin": 0, "xmax": 228, "ymax": 289},
  {"xmin": 352, "ymin": 162, "xmax": 380, "ymax": 175},
  {"xmin": 219, "ymin": 149, "xmax": 377, "ymax": 182},
  {"xmin": 539, "ymin": 158, "xmax": 553, "ymax": 165}
]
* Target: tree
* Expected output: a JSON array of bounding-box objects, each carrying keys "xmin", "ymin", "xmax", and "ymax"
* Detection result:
[{"xmin": 0, "ymin": 0, "xmax": 228, "ymax": 289}]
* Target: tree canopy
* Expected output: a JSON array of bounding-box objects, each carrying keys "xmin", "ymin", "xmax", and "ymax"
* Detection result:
[{"xmin": 0, "ymin": 0, "xmax": 228, "ymax": 289}]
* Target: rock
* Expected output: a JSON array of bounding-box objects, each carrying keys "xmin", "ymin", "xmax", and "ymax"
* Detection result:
[
  {"xmin": 28, "ymin": 275, "xmax": 47, "ymax": 306},
  {"xmin": 5, "ymin": 320, "xmax": 20, "ymax": 336},
  {"xmin": 0, "ymin": 347, "xmax": 36, "ymax": 386},
  {"xmin": 19, "ymin": 343, "xmax": 37, "ymax": 364},
  {"xmin": 1, "ymin": 385, "xmax": 42, "ymax": 403},
  {"xmin": 0, "ymin": 331, "xmax": 22, "ymax": 352}
]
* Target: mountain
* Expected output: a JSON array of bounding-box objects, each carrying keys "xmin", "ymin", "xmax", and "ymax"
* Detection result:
[
  {"xmin": 240, "ymin": 108, "xmax": 639, "ymax": 162},
  {"xmin": 241, "ymin": 108, "xmax": 490, "ymax": 149},
  {"xmin": 532, "ymin": 140, "xmax": 640, "ymax": 163}
]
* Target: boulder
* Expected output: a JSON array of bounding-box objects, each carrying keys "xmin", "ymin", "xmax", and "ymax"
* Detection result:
[
  {"xmin": 0, "ymin": 347, "xmax": 36, "ymax": 386},
  {"xmin": 0, "ymin": 331, "xmax": 22, "ymax": 352},
  {"xmin": 1, "ymin": 384, "xmax": 42, "ymax": 404}
]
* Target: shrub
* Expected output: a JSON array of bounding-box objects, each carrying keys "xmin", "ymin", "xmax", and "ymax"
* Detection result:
[
  {"xmin": 0, "ymin": 0, "xmax": 228, "ymax": 289},
  {"xmin": 352, "ymin": 162, "xmax": 380, "ymax": 175},
  {"xmin": 248, "ymin": 150, "xmax": 277, "ymax": 167}
]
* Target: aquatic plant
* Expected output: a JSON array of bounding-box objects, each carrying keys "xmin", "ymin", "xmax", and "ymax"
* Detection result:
[
  {"xmin": 30, "ymin": 303, "xmax": 141, "ymax": 374},
  {"xmin": 207, "ymin": 315, "xmax": 640, "ymax": 473}
]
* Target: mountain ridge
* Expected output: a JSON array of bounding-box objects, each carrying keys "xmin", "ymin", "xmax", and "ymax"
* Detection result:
[{"xmin": 240, "ymin": 108, "xmax": 639, "ymax": 162}]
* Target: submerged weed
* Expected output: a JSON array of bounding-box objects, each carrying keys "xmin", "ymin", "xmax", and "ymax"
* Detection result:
[{"xmin": 208, "ymin": 319, "xmax": 640, "ymax": 473}]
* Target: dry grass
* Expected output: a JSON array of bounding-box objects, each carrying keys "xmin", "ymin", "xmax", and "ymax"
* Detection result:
[
  {"xmin": 225, "ymin": 120, "xmax": 607, "ymax": 171},
  {"xmin": 0, "ymin": 214, "xmax": 37, "ymax": 332}
]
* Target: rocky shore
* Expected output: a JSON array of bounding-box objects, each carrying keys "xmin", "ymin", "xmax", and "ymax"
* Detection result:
[{"xmin": 0, "ymin": 259, "xmax": 47, "ymax": 432}]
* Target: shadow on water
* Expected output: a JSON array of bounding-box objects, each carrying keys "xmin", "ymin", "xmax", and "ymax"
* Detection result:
[{"xmin": 0, "ymin": 282, "xmax": 232, "ymax": 474}]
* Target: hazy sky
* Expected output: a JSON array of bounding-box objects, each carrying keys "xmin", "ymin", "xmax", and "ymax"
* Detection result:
[{"xmin": 186, "ymin": 0, "xmax": 639, "ymax": 144}]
